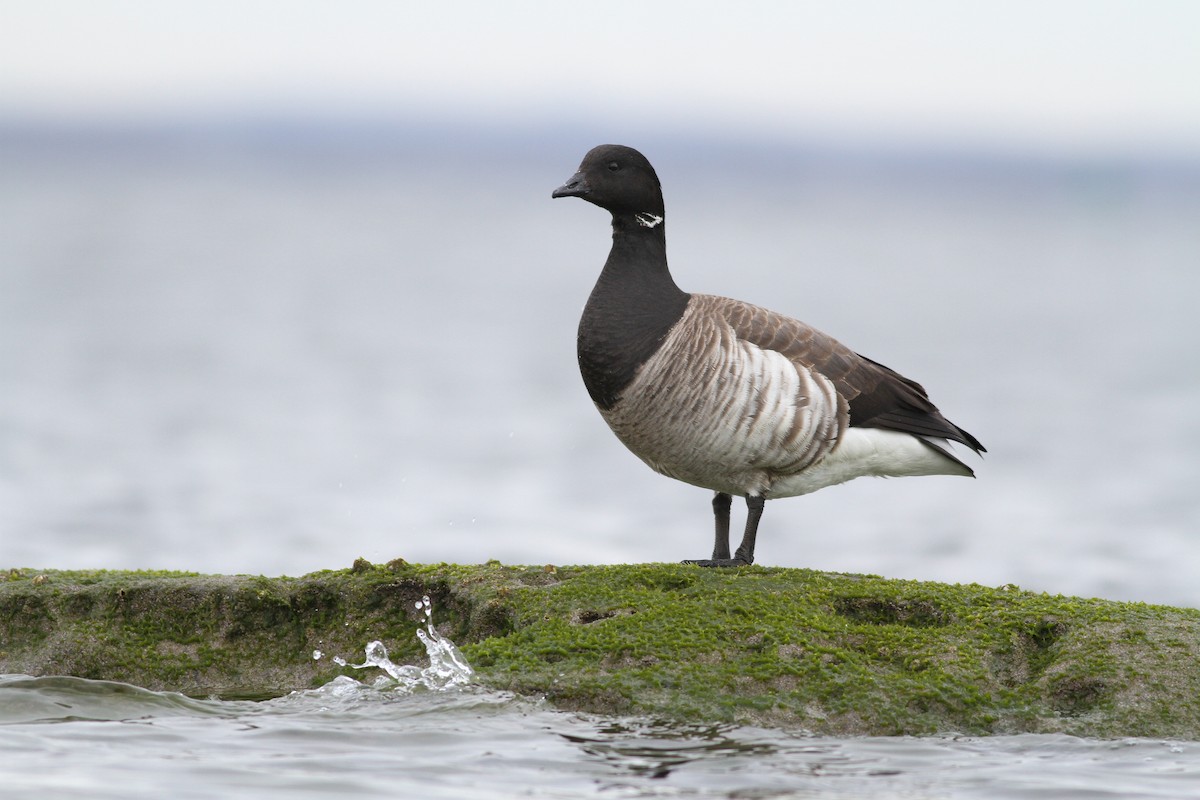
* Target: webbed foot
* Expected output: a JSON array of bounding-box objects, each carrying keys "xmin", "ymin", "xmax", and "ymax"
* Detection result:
[{"xmin": 681, "ymin": 557, "xmax": 752, "ymax": 568}]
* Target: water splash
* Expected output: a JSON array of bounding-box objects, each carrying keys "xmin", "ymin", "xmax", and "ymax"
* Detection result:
[{"xmin": 334, "ymin": 594, "xmax": 473, "ymax": 692}]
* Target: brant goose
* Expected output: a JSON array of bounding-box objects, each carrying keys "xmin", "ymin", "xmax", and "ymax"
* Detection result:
[{"xmin": 552, "ymin": 144, "xmax": 984, "ymax": 567}]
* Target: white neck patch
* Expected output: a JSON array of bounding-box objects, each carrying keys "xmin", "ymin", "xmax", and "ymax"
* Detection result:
[{"xmin": 635, "ymin": 212, "xmax": 664, "ymax": 229}]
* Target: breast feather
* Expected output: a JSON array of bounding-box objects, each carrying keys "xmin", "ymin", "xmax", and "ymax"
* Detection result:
[{"xmin": 600, "ymin": 297, "xmax": 845, "ymax": 494}]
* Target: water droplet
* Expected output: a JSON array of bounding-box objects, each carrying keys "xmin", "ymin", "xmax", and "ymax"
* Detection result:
[{"xmin": 364, "ymin": 640, "xmax": 389, "ymax": 664}]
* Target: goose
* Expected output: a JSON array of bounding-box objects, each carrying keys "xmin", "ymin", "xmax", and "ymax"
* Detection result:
[{"xmin": 552, "ymin": 144, "xmax": 984, "ymax": 567}]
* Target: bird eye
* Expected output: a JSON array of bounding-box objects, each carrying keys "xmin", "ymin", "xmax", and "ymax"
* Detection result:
[{"xmin": 607, "ymin": 161, "xmax": 620, "ymax": 172}]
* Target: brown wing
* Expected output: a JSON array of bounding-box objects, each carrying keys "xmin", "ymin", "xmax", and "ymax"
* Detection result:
[{"xmin": 712, "ymin": 296, "xmax": 986, "ymax": 456}]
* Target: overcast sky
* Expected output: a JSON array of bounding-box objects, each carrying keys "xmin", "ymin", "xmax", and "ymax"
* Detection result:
[{"xmin": 3, "ymin": 0, "xmax": 1198, "ymax": 157}]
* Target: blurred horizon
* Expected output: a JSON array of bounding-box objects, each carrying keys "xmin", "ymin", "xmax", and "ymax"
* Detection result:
[{"xmin": 5, "ymin": 112, "xmax": 1200, "ymax": 183}]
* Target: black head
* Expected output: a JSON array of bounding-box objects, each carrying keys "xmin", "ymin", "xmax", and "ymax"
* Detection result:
[{"xmin": 552, "ymin": 144, "xmax": 665, "ymax": 220}]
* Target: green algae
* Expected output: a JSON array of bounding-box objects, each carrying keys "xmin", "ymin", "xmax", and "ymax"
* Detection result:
[{"xmin": 3, "ymin": 562, "xmax": 1200, "ymax": 737}]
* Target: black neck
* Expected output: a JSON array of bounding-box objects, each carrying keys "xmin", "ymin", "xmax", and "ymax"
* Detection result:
[{"xmin": 577, "ymin": 212, "xmax": 690, "ymax": 409}]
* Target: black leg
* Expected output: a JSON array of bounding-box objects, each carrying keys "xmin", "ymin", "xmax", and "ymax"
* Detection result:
[
  {"xmin": 711, "ymin": 492, "xmax": 732, "ymax": 560},
  {"xmin": 732, "ymin": 495, "xmax": 764, "ymax": 565},
  {"xmin": 683, "ymin": 492, "xmax": 760, "ymax": 568}
]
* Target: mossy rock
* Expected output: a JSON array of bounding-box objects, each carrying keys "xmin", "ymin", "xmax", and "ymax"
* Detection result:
[{"xmin": 3, "ymin": 562, "xmax": 1199, "ymax": 737}]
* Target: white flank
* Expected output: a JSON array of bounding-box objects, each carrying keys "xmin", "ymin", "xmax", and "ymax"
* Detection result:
[
  {"xmin": 635, "ymin": 212, "xmax": 664, "ymax": 228},
  {"xmin": 766, "ymin": 427, "xmax": 971, "ymax": 499}
]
